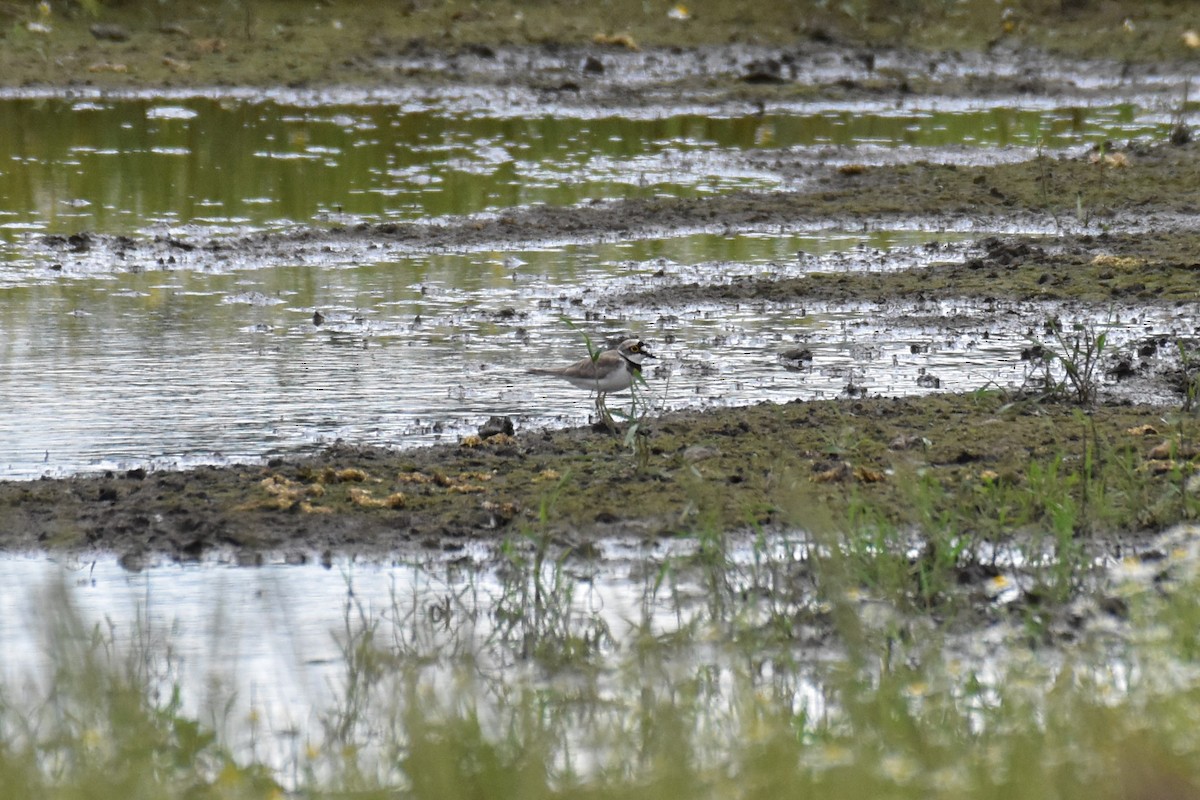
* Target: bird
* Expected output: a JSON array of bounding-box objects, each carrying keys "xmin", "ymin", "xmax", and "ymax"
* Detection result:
[{"xmin": 527, "ymin": 338, "xmax": 655, "ymax": 427}]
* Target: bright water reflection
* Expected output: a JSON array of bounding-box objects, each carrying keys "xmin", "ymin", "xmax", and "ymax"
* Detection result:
[
  {"xmin": 0, "ymin": 93, "xmax": 1182, "ymax": 479},
  {"xmin": 0, "ymin": 229, "xmax": 1188, "ymax": 478},
  {"xmin": 0, "ymin": 97, "xmax": 1165, "ymax": 237},
  {"xmin": 0, "ymin": 534, "xmax": 822, "ymax": 772}
]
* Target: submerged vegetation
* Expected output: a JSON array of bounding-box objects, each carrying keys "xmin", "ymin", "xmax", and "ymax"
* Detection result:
[{"xmin": 4, "ymin": 344, "xmax": 1199, "ymax": 795}]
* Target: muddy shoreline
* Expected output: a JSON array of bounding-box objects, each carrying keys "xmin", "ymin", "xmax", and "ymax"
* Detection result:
[
  {"xmin": 29, "ymin": 138, "xmax": 1200, "ymax": 282},
  {"xmin": 12, "ymin": 139, "xmax": 1200, "ymax": 563},
  {"xmin": 4, "ymin": 3, "xmax": 1200, "ymax": 562},
  {"xmin": 1, "ymin": 393, "xmax": 1193, "ymax": 564}
]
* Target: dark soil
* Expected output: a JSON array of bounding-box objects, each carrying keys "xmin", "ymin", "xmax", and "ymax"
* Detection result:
[
  {"xmin": 1, "ymin": 393, "xmax": 1196, "ymax": 563},
  {"xmin": 3, "ymin": 0, "xmax": 1198, "ymax": 96}
]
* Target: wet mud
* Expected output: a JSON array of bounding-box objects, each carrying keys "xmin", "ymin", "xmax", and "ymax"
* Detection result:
[
  {"xmin": 5, "ymin": 2, "xmax": 1200, "ymax": 569},
  {"xmin": 2, "ymin": 0, "xmax": 1198, "ymax": 100},
  {"xmin": 1, "ymin": 394, "xmax": 1194, "ymax": 566},
  {"xmin": 31, "ymin": 133, "xmax": 1200, "ymax": 266}
]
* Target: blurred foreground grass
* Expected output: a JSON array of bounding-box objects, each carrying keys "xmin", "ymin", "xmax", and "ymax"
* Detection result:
[{"xmin": 6, "ymin": 518, "xmax": 1200, "ymax": 800}]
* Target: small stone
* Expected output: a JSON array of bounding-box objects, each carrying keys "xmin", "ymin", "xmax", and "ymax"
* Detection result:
[
  {"xmin": 780, "ymin": 347, "xmax": 813, "ymax": 362},
  {"xmin": 90, "ymin": 23, "xmax": 131, "ymax": 42},
  {"xmin": 479, "ymin": 415, "xmax": 514, "ymax": 439},
  {"xmin": 683, "ymin": 445, "xmax": 720, "ymax": 463}
]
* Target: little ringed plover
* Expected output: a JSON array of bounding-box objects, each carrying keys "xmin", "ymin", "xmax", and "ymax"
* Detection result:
[{"xmin": 527, "ymin": 338, "xmax": 655, "ymax": 425}]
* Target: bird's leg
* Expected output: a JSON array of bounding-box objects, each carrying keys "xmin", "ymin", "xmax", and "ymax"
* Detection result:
[{"xmin": 595, "ymin": 392, "xmax": 617, "ymax": 433}]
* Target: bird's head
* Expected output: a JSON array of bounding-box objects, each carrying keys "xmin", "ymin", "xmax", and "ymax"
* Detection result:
[{"xmin": 617, "ymin": 339, "xmax": 655, "ymax": 366}]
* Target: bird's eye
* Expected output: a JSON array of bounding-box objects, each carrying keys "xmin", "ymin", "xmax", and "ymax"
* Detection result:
[{"xmin": 630, "ymin": 344, "xmax": 640, "ymax": 352}]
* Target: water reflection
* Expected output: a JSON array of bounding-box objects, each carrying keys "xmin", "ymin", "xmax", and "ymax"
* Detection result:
[
  {"xmin": 0, "ymin": 93, "xmax": 1180, "ymax": 478},
  {"xmin": 0, "ymin": 97, "xmax": 1165, "ymax": 237},
  {"xmin": 0, "ymin": 532, "xmax": 816, "ymax": 768},
  {"xmin": 0, "ymin": 229, "xmax": 1186, "ymax": 479}
]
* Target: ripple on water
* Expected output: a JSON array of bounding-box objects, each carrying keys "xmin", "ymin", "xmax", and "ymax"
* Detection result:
[
  {"xmin": 0, "ymin": 230, "xmax": 1190, "ymax": 478},
  {"xmin": 0, "ymin": 93, "xmax": 1186, "ymax": 477}
]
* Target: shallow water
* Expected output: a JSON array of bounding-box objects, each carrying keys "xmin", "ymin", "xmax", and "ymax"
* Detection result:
[
  {"xmin": 0, "ymin": 226, "xmax": 1189, "ymax": 479},
  {"xmin": 0, "ymin": 514, "xmax": 1156, "ymax": 775},
  {"xmin": 0, "ymin": 535, "xmax": 825, "ymax": 768},
  {"xmin": 0, "ymin": 96, "xmax": 1169, "ymax": 238},
  {"xmin": 0, "ymin": 91, "xmax": 1183, "ymax": 478}
]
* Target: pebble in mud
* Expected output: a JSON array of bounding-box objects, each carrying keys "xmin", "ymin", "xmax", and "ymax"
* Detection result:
[{"xmin": 479, "ymin": 416, "xmax": 515, "ymax": 439}]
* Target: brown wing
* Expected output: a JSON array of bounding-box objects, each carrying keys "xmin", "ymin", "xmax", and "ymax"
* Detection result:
[{"xmin": 527, "ymin": 350, "xmax": 619, "ymax": 379}]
